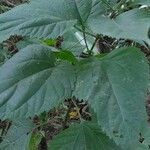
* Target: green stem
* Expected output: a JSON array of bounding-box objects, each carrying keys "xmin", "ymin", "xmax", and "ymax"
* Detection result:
[
  {"xmin": 74, "ymin": 25, "xmax": 97, "ymax": 38},
  {"xmin": 82, "ymin": 26, "xmax": 90, "ymax": 53},
  {"xmin": 63, "ymin": 104, "xmax": 71, "ymax": 129},
  {"xmin": 90, "ymin": 35, "xmax": 100, "ymax": 52},
  {"xmin": 101, "ymin": 0, "xmax": 115, "ymax": 11},
  {"xmin": 114, "ymin": 0, "xmax": 127, "ymax": 10}
]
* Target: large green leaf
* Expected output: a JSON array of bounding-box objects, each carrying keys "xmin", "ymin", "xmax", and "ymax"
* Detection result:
[
  {"xmin": 0, "ymin": 119, "xmax": 34, "ymax": 150},
  {"xmin": 73, "ymin": 47, "xmax": 149, "ymax": 149},
  {"xmin": 0, "ymin": 44, "xmax": 76, "ymax": 119},
  {"xmin": 133, "ymin": 0, "xmax": 150, "ymax": 5},
  {"xmin": 49, "ymin": 122, "xmax": 120, "ymax": 150},
  {"xmin": 0, "ymin": 0, "xmax": 92, "ymax": 42},
  {"xmin": 87, "ymin": 8, "xmax": 150, "ymax": 45}
]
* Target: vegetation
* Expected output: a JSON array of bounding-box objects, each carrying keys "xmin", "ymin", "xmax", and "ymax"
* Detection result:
[{"xmin": 0, "ymin": 0, "xmax": 150, "ymax": 149}]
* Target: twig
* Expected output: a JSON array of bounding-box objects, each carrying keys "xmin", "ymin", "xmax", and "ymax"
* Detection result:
[
  {"xmin": 89, "ymin": 35, "xmax": 100, "ymax": 52},
  {"xmin": 82, "ymin": 26, "xmax": 90, "ymax": 53}
]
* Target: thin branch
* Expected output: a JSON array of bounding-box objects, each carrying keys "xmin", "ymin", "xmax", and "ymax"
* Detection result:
[
  {"xmin": 101, "ymin": 0, "xmax": 114, "ymax": 11},
  {"xmin": 82, "ymin": 26, "xmax": 90, "ymax": 52},
  {"xmin": 89, "ymin": 35, "xmax": 100, "ymax": 52}
]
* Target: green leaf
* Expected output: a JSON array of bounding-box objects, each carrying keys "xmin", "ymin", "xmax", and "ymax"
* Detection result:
[
  {"xmin": 42, "ymin": 39, "xmax": 57, "ymax": 47},
  {"xmin": 87, "ymin": 8, "xmax": 150, "ymax": 45},
  {"xmin": 0, "ymin": 44, "xmax": 76, "ymax": 119},
  {"xmin": 54, "ymin": 50, "xmax": 78, "ymax": 64},
  {"xmin": 16, "ymin": 38, "xmax": 40, "ymax": 50},
  {"xmin": 29, "ymin": 131, "xmax": 43, "ymax": 150},
  {"xmin": 0, "ymin": 119, "xmax": 34, "ymax": 150},
  {"xmin": 133, "ymin": 0, "xmax": 150, "ymax": 5},
  {"xmin": 61, "ymin": 30, "xmax": 86, "ymax": 56},
  {"xmin": 0, "ymin": 0, "xmax": 92, "ymax": 42},
  {"xmin": 73, "ymin": 47, "xmax": 149, "ymax": 149},
  {"xmin": 49, "ymin": 122, "xmax": 120, "ymax": 150}
]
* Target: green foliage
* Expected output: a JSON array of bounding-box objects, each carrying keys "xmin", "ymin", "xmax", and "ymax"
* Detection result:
[
  {"xmin": 54, "ymin": 50, "xmax": 78, "ymax": 64},
  {"xmin": 0, "ymin": 44, "xmax": 76, "ymax": 119},
  {"xmin": 49, "ymin": 122, "xmax": 120, "ymax": 150},
  {"xmin": 87, "ymin": 8, "xmax": 150, "ymax": 44},
  {"xmin": 0, "ymin": 119, "xmax": 34, "ymax": 150},
  {"xmin": 0, "ymin": 0, "xmax": 92, "ymax": 42},
  {"xmin": 29, "ymin": 132, "xmax": 43, "ymax": 150},
  {"xmin": 0, "ymin": 0, "xmax": 149, "ymax": 150},
  {"xmin": 133, "ymin": 0, "xmax": 150, "ymax": 5},
  {"xmin": 73, "ymin": 47, "xmax": 149, "ymax": 149}
]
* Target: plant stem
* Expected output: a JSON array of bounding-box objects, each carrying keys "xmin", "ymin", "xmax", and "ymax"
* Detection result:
[
  {"xmin": 101, "ymin": 0, "xmax": 114, "ymax": 12},
  {"xmin": 82, "ymin": 26, "xmax": 90, "ymax": 53},
  {"xmin": 114, "ymin": 0, "xmax": 127, "ymax": 10},
  {"xmin": 74, "ymin": 25, "xmax": 99, "ymax": 55},
  {"xmin": 62, "ymin": 103, "xmax": 71, "ymax": 129},
  {"xmin": 74, "ymin": 25, "xmax": 97, "ymax": 38},
  {"xmin": 90, "ymin": 35, "xmax": 100, "ymax": 52}
]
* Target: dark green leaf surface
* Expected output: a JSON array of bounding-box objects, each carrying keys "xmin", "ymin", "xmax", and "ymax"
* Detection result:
[
  {"xmin": 133, "ymin": 0, "xmax": 150, "ymax": 5},
  {"xmin": 0, "ymin": 119, "xmax": 34, "ymax": 150},
  {"xmin": 0, "ymin": 0, "xmax": 92, "ymax": 42},
  {"xmin": 73, "ymin": 47, "xmax": 149, "ymax": 148},
  {"xmin": 49, "ymin": 122, "xmax": 120, "ymax": 150},
  {"xmin": 0, "ymin": 44, "xmax": 76, "ymax": 119},
  {"xmin": 88, "ymin": 8, "xmax": 150, "ymax": 44}
]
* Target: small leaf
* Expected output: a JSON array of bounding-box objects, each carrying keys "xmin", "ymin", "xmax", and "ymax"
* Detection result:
[
  {"xmin": 29, "ymin": 131, "xmax": 43, "ymax": 150},
  {"xmin": 42, "ymin": 39, "xmax": 57, "ymax": 47},
  {"xmin": 54, "ymin": 50, "xmax": 78, "ymax": 64},
  {"xmin": 49, "ymin": 122, "xmax": 121, "ymax": 150}
]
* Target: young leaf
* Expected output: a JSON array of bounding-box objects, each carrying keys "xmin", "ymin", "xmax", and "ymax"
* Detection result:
[
  {"xmin": 29, "ymin": 131, "xmax": 43, "ymax": 150},
  {"xmin": 73, "ymin": 47, "xmax": 149, "ymax": 149},
  {"xmin": 0, "ymin": 44, "xmax": 76, "ymax": 119},
  {"xmin": 48, "ymin": 122, "xmax": 121, "ymax": 150},
  {"xmin": 54, "ymin": 50, "xmax": 78, "ymax": 64},
  {"xmin": 0, "ymin": 119, "xmax": 34, "ymax": 150},
  {"xmin": 87, "ymin": 8, "xmax": 150, "ymax": 45}
]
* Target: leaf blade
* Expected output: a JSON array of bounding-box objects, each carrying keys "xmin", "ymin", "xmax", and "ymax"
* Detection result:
[
  {"xmin": 0, "ymin": 44, "xmax": 76, "ymax": 119},
  {"xmin": 73, "ymin": 47, "xmax": 149, "ymax": 148},
  {"xmin": 49, "ymin": 122, "xmax": 120, "ymax": 150}
]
